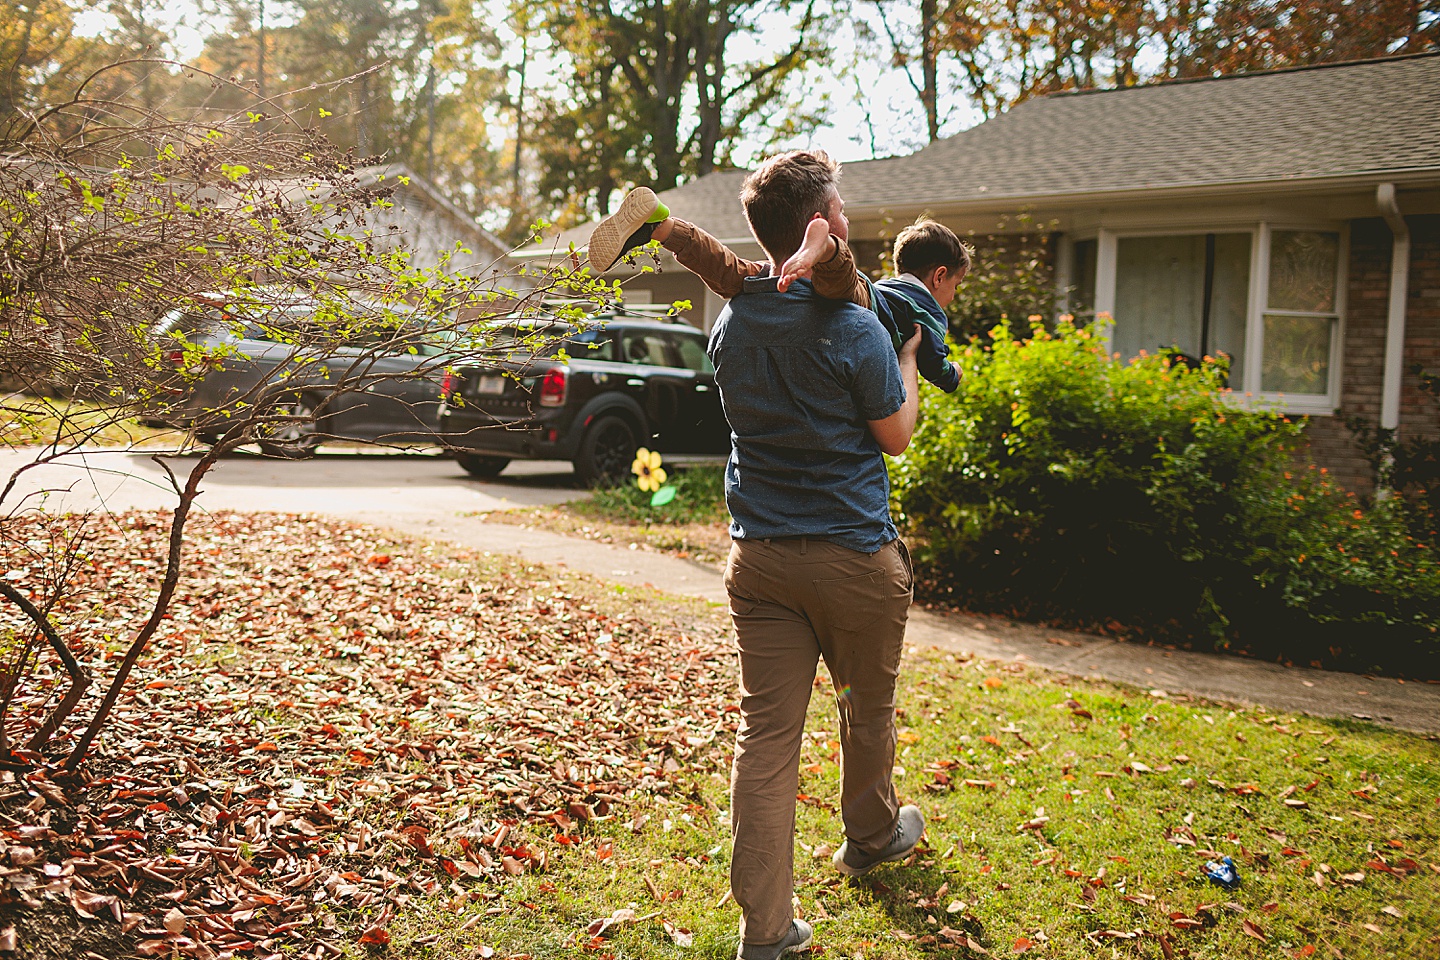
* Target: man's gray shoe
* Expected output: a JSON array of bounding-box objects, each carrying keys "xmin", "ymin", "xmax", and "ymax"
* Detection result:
[
  {"xmin": 737, "ymin": 919, "xmax": 813, "ymax": 960},
  {"xmin": 587, "ymin": 187, "xmax": 663, "ymax": 273},
  {"xmin": 832, "ymin": 805, "xmax": 924, "ymax": 877}
]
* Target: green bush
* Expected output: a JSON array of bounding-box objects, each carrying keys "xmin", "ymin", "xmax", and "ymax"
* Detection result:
[
  {"xmin": 945, "ymin": 214, "xmax": 1058, "ymax": 344},
  {"xmin": 891, "ymin": 318, "xmax": 1440, "ymax": 672}
]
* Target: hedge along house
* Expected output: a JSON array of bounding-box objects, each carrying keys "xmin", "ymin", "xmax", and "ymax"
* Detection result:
[{"xmin": 529, "ymin": 53, "xmax": 1440, "ymax": 491}]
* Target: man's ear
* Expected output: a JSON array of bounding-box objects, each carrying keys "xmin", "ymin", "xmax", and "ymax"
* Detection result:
[{"xmin": 926, "ymin": 265, "xmax": 947, "ymax": 292}]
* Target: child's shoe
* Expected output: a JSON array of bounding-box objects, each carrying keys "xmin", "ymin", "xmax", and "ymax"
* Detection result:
[{"xmin": 588, "ymin": 187, "xmax": 669, "ymax": 272}]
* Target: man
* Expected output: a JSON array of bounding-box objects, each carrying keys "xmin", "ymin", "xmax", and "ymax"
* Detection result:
[{"xmin": 707, "ymin": 150, "xmax": 924, "ymax": 960}]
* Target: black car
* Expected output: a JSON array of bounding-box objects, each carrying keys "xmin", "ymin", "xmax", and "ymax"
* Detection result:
[
  {"xmin": 148, "ymin": 296, "xmax": 455, "ymax": 457},
  {"xmin": 439, "ymin": 313, "xmax": 729, "ymax": 484}
]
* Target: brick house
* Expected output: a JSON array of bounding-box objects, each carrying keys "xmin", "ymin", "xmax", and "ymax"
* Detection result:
[{"xmin": 530, "ymin": 53, "xmax": 1440, "ymax": 490}]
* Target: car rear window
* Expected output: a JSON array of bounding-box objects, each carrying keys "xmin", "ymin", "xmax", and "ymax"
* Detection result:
[
  {"xmin": 669, "ymin": 332, "xmax": 714, "ymax": 374},
  {"xmin": 153, "ymin": 309, "xmax": 269, "ymax": 344},
  {"xmin": 622, "ymin": 332, "xmax": 675, "ymax": 366}
]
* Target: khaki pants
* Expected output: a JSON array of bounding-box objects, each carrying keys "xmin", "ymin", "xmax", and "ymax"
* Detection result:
[{"xmin": 723, "ymin": 536, "xmax": 913, "ymax": 945}]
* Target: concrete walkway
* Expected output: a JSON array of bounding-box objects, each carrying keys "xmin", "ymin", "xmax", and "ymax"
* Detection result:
[{"xmin": 7, "ymin": 446, "xmax": 1439, "ymax": 737}]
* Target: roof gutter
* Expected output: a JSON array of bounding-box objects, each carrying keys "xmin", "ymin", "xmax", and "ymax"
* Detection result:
[
  {"xmin": 1376, "ymin": 183, "xmax": 1410, "ymax": 433},
  {"xmin": 843, "ymin": 167, "xmax": 1440, "ymax": 222}
]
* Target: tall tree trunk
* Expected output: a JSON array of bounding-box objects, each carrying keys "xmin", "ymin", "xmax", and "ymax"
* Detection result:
[
  {"xmin": 257, "ymin": 0, "xmax": 266, "ymax": 97},
  {"xmin": 695, "ymin": 1, "xmax": 733, "ymax": 174},
  {"xmin": 921, "ymin": 0, "xmax": 938, "ymax": 141}
]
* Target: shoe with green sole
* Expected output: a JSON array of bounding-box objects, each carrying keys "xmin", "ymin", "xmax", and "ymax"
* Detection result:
[{"xmin": 588, "ymin": 187, "xmax": 669, "ymax": 272}]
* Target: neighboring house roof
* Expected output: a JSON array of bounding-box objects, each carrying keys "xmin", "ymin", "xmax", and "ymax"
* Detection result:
[
  {"xmin": 357, "ymin": 163, "xmax": 514, "ymax": 269},
  {"xmin": 894, "ymin": 52, "xmax": 1440, "ymax": 208},
  {"xmin": 542, "ymin": 52, "xmax": 1440, "ymax": 256}
]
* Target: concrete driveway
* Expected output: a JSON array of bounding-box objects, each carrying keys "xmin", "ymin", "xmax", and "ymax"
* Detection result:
[
  {"xmin": 0, "ymin": 444, "xmax": 727, "ymax": 601},
  {"xmin": 1, "ymin": 446, "xmax": 582, "ymax": 519}
]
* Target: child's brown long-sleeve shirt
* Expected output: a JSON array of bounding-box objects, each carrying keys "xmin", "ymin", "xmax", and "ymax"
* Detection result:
[{"xmin": 660, "ymin": 218, "xmax": 872, "ymax": 309}]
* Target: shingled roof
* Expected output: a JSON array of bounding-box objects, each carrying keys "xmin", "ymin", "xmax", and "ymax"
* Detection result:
[
  {"xmin": 893, "ymin": 52, "xmax": 1440, "ymax": 206},
  {"xmin": 545, "ymin": 52, "xmax": 1440, "ymax": 253}
]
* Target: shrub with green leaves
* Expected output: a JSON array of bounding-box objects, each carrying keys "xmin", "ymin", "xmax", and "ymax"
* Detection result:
[{"xmin": 891, "ymin": 318, "xmax": 1440, "ymax": 671}]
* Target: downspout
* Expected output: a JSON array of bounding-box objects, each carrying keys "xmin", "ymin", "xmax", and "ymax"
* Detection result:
[
  {"xmin": 1376, "ymin": 183, "xmax": 1410, "ymax": 495},
  {"xmin": 1377, "ymin": 184, "xmax": 1410, "ymax": 430}
]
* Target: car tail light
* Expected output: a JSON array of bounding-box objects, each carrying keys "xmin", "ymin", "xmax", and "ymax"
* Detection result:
[
  {"xmin": 441, "ymin": 371, "xmax": 454, "ymax": 398},
  {"xmin": 167, "ymin": 349, "xmax": 185, "ymax": 366},
  {"xmin": 539, "ymin": 368, "xmax": 567, "ymax": 407}
]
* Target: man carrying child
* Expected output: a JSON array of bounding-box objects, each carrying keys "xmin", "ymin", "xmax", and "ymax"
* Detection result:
[
  {"xmin": 588, "ymin": 176, "xmax": 971, "ymax": 397},
  {"xmin": 588, "ymin": 151, "xmax": 967, "ymax": 960}
]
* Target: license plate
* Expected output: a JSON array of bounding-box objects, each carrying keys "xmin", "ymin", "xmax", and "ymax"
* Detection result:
[{"xmin": 475, "ymin": 375, "xmax": 505, "ymax": 395}]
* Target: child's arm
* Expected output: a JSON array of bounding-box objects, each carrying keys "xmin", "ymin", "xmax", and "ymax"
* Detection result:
[
  {"xmin": 915, "ymin": 326, "xmax": 962, "ymax": 392},
  {"xmin": 779, "ymin": 215, "xmax": 872, "ymax": 309},
  {"xmin": 659, "ymin": 218, "xmax": 767, "ymax": 300}
]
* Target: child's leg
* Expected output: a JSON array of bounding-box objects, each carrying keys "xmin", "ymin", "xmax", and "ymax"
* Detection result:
[
  {"xmin": 810, "ymin": 238, "xmax": 872, "ymax": 310},
  {"xmin": 588, "ymin": 187, "xmax": 764, "ymax": 299},
  {"xmin": 660, "ymin": 219, "xmax": 768, "ymax": 300}
]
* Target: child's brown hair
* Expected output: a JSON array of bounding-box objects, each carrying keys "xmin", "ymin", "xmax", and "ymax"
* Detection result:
[{"xmin": 894, "ymin": 218, "xmax": 971, "ymax": 280}]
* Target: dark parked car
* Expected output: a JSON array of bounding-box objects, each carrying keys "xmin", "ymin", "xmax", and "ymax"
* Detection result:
[
  {"xmin": 148, "ymin": 296, "xmax": 455, "ymax": 457},
  {"xmin": 439, "ymin": 312, "xmax": 729, "ymax": 484}
]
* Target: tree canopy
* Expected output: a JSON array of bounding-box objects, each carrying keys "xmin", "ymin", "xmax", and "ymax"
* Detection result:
[{"xmin": 2, "ymin": 0, "xmax": 1435, "ymax": 237}]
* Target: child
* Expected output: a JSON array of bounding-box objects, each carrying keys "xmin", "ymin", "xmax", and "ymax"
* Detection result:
[{"xmin": 587, "ymin": 186, "xmax": 968, "ymax": 393}]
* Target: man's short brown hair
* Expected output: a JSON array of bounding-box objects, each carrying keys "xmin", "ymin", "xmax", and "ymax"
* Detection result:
[
  {"xmin": 894, "ymin": 218, "xmax": 971, "ymax": 280},
  {"xmin": 739, "ymin": 150, "xmax": 841, "ymax": 265}
]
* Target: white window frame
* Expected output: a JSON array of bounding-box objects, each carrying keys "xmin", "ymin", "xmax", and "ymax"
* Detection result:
[
  {"xmin": 1068, "ymin": 221, "xmax": 1347, "ymax": 416},
  {"xmin": 1247, "ymin": 222, "xmax": 1348, "ymax": 416}
]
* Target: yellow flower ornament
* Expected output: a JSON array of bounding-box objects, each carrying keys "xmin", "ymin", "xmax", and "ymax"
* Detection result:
[
  {"xmin": 631, "ymin": 447, "xmax": 667, "ymax": 492},
  {"xmin": 630, "ymin": 449, "xmax": 668, "ymax": 492}
]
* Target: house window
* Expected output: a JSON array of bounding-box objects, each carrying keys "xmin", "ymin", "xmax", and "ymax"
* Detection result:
[
  {"xmin": 1082, "ymin": 223, "xmax": 1344, "ymax": 413},
  {"xmin": 1112, "ymin": 233, "xmax": 1251, "ymax": 381},
  {"xmin": 1071, "ymin": 239, "xmax": 1097, "ymax": 316},
  {"xmin": 1260, "ymin": 230, "xmax": 1340, "ymax": 396}
]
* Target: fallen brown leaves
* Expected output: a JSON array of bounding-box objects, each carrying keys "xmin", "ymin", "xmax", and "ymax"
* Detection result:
[{"xmin": 1, "ymin": 511, "xmax": 736, "ymax": 959}]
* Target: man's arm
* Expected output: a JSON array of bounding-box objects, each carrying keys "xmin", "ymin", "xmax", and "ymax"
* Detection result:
[{"xmin": 867, "ymin": 326, "xmax": 922, "ymax": 455}]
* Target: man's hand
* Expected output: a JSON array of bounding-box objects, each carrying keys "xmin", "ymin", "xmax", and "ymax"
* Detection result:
[
  {"xmin": 777, "ymin": 214, "xmax": 834, "ymax": 292},
  {"xmin": 867, "ymin": 326, "xmax": 923, "ymax": 456}
]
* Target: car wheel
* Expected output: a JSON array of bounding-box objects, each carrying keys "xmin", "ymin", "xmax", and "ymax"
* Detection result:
[
  {"xmin": 574, "ymin": 414, "xmax": 638, "ymax": 487},
  {"xmin": 454, "ymin": 453, "xmax": 511, "ymax": 478},
  {"xmin": 256, "ymin": 394, "xmax": 323, "ymax": 459}
]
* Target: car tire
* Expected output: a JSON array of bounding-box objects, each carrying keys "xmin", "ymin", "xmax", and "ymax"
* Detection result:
[
  {"xmin": 454, "ymin": 453, "xmax": 511, "ymax": 478},
  {"xmin": 574, "ymin": 414, "xmax": 639, "ymax": 487},
  {"xmin": 256, "ymin": 394, "xmax": 323, "ymax": 459}
]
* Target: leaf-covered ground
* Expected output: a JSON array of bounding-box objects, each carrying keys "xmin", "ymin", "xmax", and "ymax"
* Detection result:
[
  {"xmin": 3, "ymin": 512, "xmax": 1438, "ymax": 960},
  {"xmin": 0, "ymin": 511, "xmax": 736, "ymax": 959}
]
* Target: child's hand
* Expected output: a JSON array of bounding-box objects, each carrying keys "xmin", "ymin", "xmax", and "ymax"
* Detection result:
[{"xmin": 777, "ymin": 214, "xmax": 833, "ymax": 292}]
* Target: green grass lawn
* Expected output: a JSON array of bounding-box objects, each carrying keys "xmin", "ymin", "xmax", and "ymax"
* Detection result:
[
  {"xmin": 363, "ymin": 650, "xmax": 1440, "ymax": 959},
  {"xmin": 0, "ymin": 392, "xmax": 176, "ymax": 448},
  {"xmin": 485, "ymin": 465, "xmax": 734, "ymax": 566}
]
